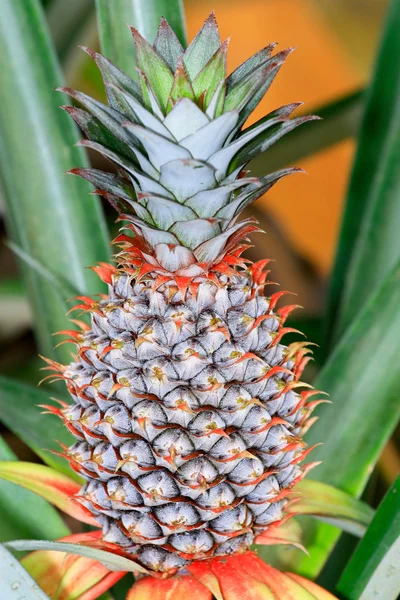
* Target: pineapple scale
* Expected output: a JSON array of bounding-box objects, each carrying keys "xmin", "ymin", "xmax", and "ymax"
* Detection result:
[{"xmin": 62, "ymin": 268, "xmax": 309, "ymax": 573}]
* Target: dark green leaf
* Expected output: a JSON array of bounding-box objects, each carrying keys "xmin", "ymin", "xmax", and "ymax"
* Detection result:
[
  {"xmin": 0, "ymin": 0, "xmax": 109, "ymax": 364},
  {"xmin": 249, "ymin": 88, "xmax": 363, "ymax": 175},
  {"xmin": 0, "ymin": 544, "xmax": 50, "ymax": 600},
  {"xmin": 0, "ymin": 437, "xmax": 69, "ymax": 542},
  {"xmin": 294, "ymin": 259, "xmax": 400, "ymax": 577},
  {"xmin": 337, "ymin": 477, "xmax": 400, "ymax": 600},
  {"xmin": 95, "ymin": 0, "xmax": 187, "ymax": 80},
  {"xmin": 0, "ymin": 376, "xmax": 79, "ymax": 481},
  {"xmin": 326, "ymin": 0, "xmax": 400, "ymax": 343}
]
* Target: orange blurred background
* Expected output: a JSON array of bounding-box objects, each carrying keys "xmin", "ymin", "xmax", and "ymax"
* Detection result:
[{"xmin": 185, "ymin": 0, "xmax": 387, "ymax": 277}]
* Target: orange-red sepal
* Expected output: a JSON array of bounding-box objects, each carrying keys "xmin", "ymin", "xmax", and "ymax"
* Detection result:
[{"xmin": 127, "ymin": 572, "xmax": 212, "ymax": 600}]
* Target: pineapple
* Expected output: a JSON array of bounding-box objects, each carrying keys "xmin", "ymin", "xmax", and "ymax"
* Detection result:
[{"xmin": 50, "ymin": 13, "xmax": 320, "ymax": 575}]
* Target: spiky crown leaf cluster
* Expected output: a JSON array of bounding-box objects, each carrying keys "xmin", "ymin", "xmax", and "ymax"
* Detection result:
[{"xmin": 60, "ymin": 12, "xmax": 316, "ymax": 280}]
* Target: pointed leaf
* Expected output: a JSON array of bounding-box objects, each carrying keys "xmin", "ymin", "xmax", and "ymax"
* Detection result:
[
  {"xmin": 105, "ymin": 83, "xmax": 174, "ymax": 139},
  {"xmin": 159, "ymin": 158, "xmax": 217, "ymax": 202},
  {"xmin": 0, "ymin": 544, "xmax": 50, "ymax": 600},
  {"xmin": 215, "ymin": 169, "xmax": 300, "ymax": 220},
  {"xmin": 130, "ymin": 27, "xmax": 174, "ymax": 113},
  {"xmin": 124, "ymin": 122, "xmax": 191, "ymax": 170},
  {"xmin": 249, "ymin": 89, "xmax": 363, "ymax": 176},
  {"xmin": 168, "ymin": 59, "xmax": 196, "ymax": 108},
  {"xmin": 290, "ymin": 480, "xmax": 374, "ymax": 537},
  {"xmin": 79, "ymin": 139, "xmax": 158, "ymax": 181},
  {"xmin": 22, "ymin": 533, "xmax": 125, "ymax": 600},
  {"xmin": 81, "ymin": 46, "xmax": 142, "ymax": 108},
  {"xmin": 69, "ymin": 168, "xmax": 136, "ymax": 203},
  {"xmin": 7, "ymin": 540, "xmax": 148, "ymax": 574},
  {"xmin": 183, "ymin": 12, "xmax": 220, "ymax": 80},
  {"xmin": 192, "ymin": 41, "xmax": 228, "ymax": 109},
  {"xmin": 180, "ymin": 111, "xmax": 239, "ymax": 160},
  {"xmin": 225, "ymin": 49, "xmax": 293, "ymax": 121},
  {"xmin": 63, "ymin": 105, "xmax": 138, "ymax": 163},
  {"xmin": 186, "ymin": 178, "xmax": 260, "ymax": 217},
  {"xmin": 164, "ymin": 98, "xmax": 209, "ymax": 141},
  {"xmin": 208, "ymin": 110, "xmax": 303, "ymax": 179},
  {"xmin": 0, "ymin": 462, "xmax": 96, "ymax": 526},
  {"xmin": 229, "ymin": 115, "xmax": 319, "ymax": 173},
  {"xmin": 337, "ymin": 477, "xmax": 400, "ymax": 600},
  {"xmin": 226, "ymin": 44, "xmax": 276, "ymax": 91},
  {"xmin": 255, "ymin": 517, "xmax": 305, "ymax": 552},
  {"xmin": 141, "ymin": 195, "xmax": 197, "ymax": 229},
  {"xmin": 154, "ymin": 17, "xmax": 184, "ymax": 71}
]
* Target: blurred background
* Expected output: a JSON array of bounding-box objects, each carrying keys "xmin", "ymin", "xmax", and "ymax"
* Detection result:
[{"xmin": 0, "ymin": 0, "xmax": 397, "ymax": 499}]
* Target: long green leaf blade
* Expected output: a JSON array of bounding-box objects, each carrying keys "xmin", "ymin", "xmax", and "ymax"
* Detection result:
[
  {"xmin": 0, "ymin": 376, "xmax": 78, "ymax": 480},
  {"xmin": 0, "ymin": 437, "xmax": 69, "ymax": 542},
  {"xmin": 0, "ymin": 0, "xmax": 109, "ymax": 363},
  {"xmin": 250, "ymin": 88, "xmax": 363, "ymax": 175},
  {"xmin": 326, "ymin": 0, "xmax": 400, "ymax": 342},
  {"xmin": 293, "ymin": 259, "xmax": 400, "ymax": 577},
  {"xmin": 337, "ymin": 477, "xmax": 400, "ymax": 600},
  {"xmin": 0, "ymin": 544, "xmax": 50, "ymax": 600},
  {"xmin": 95, "ymin": 0, "xmax": 187, "ymax": 79}
]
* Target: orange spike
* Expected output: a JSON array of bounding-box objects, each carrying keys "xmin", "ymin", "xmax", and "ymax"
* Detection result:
[{"xmin": 268, "ymin": 290, "xmax": 297, "ymax": 311}]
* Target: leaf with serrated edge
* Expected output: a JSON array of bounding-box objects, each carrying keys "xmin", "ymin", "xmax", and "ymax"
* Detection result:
[
  {"xmin": 22, "ymin": 533, "xmax": 124, "ymax": 600},
  {"xmin": 7, "ymin": 540, "xmax": 148, "ymax": 574}
]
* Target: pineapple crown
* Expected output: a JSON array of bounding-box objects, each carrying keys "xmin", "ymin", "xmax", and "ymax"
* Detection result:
[{"xmin": 60, "ymin": 12, "xmax": 317, "ymax": 279}]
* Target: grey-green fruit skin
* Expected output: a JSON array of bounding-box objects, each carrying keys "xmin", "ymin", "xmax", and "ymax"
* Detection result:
[{"xmin": 63, "ymin": 271, "xmax": 307, "ymax": 572}]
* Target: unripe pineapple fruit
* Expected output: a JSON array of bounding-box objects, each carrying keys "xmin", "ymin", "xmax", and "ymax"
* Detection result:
[{"xmin": 49, "ymin": 13, "xmax": 321, "ymax": 575}]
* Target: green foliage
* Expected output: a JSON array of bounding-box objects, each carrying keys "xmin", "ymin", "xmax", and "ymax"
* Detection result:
[
  {"xmin": 0, "ymin": 376, "xmax": 77, "ymax": 480},
  {"xmin": 326, "ymin": 0, "xmax": 400, "ymax": 343},
  {"xmin": 337, "ymin": 477, "xmax": 400, "ymax": 600},
  {"xmin": 0, "ymin": 0, "xmax": 109, "ymax": 363},
  {"xmin": 0, "ymin": 437, "xmax": 69, "ymax": 542},
  {"xmin": 0, "ymin": 1, "xmax": 399, "ymax": 598}
]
